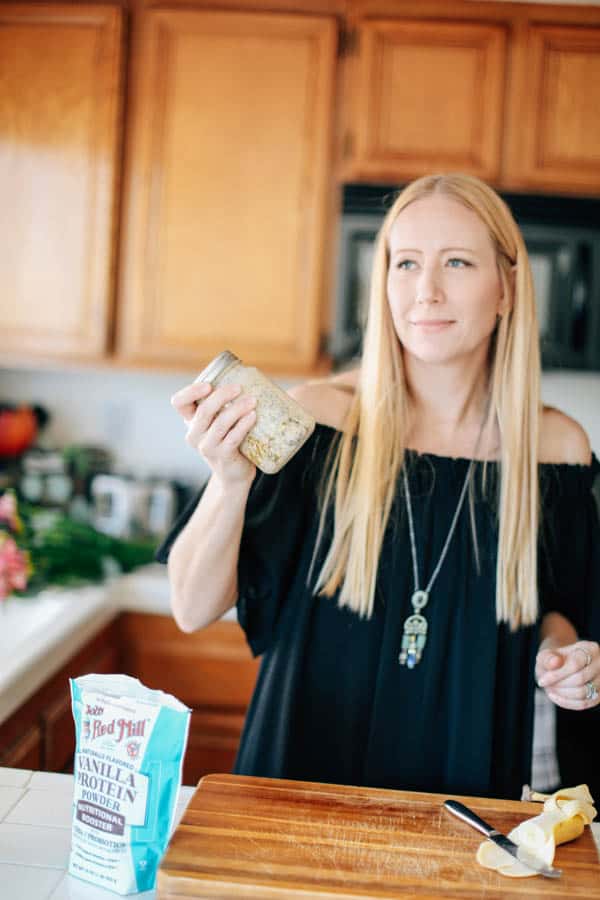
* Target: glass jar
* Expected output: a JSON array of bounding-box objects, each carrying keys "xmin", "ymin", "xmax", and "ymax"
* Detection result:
[{"xmin": 195, "ymin": 351, "xmax": 315, "ymax": 474}]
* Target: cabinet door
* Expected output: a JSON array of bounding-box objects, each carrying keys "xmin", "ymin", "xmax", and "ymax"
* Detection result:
[
  {"xmin": 0, "ymin": 4, "xmax": 123, "ymax": 361},
  {"xmin": 0, "ymin": 725, "xmax": 42, "ymax": 770},
  {"xmin": 185, "ymin": 710, "xmax": 247, "ymax": 784},
  {"xmin": 119, "ymin": 614, "xmax": 259, "ymax": 784},
  {"xmin": 43, "ymin": 642, "xmax": 120, "ymax": 772},
  {"xmin": 119, "ymin": 614, "xmax": 259, "ymax": 711},
  {"xmin": 344, "ymin": 18, "xmax": 507, "ymax": 183},
  {"xmin": 504, "ymin": 24, "xmax": 600, "ymax": 195},
  {"xmin": 118, "ymin": 9, "xmax": 337, "ymax": 373},
  {"xmin": 0, "ymin": 621, "xmax": 120, "ymax": 773},
  {"xmin": 43, "ymin": 691, "xmax": 74, "ymax": 773}
]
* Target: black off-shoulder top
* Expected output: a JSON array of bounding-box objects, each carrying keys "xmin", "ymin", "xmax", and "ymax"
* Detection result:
[{"xmin": 157, "ymin": 424, "xmax": 600, "ymax": 800}]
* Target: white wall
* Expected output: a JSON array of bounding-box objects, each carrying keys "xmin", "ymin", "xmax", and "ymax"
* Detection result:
[
  {"xmin": 1, "ymin": 366, "xmax": 599, "ymax": 486},
  {"xmin": 540, "ymin": 372, "xmax": 600, "ymax": 455},
  {"xmin": 0, "ymin": 366, "xmax": 212, "ymax": 485}
]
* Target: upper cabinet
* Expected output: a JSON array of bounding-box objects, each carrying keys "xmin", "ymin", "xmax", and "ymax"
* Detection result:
[
  {"xmin": 2, "ymin": 1, "xmax": 600, "ymax": 374},
  {"xmin": 503, "ymin": 23, "xmax": 600, "ymax": 195},
  {"xmin": 339, "ymin": 7, "xmax": 600, "ymax": 195},
  {"xmin": 0, "ymin": 3, "xmax": 124, "ymax": 361},
  {"xmin": 117, "ymin": 9, "xmax": 337, "ymax": 373},
  {"xmin": 342, "ymin": 18, "xmax": 507, "ymax": 183}
]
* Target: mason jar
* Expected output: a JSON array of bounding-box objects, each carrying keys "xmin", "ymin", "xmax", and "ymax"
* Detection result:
[{"xmin": 195, "ymin": 351, "xmax": 315, "ymax": 474}]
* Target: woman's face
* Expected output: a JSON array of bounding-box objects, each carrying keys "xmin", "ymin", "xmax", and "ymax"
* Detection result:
[{"xmin": 386, "ymin": 193, "xmax": 506, "ymax": 367}]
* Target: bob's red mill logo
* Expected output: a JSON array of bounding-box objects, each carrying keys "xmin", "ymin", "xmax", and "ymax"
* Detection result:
[{"xmin": 83, "ymin": 705, "xmax": 147, "ymax": 743}]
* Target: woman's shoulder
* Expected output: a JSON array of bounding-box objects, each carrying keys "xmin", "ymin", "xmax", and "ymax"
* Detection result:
[
  {"xmin": 287, "ymin": 369, "xmax": 357, "ymax": 430},
  {"xmin": 539, "ymin": 405, "xmax": 592, "ymax": 466},
  {"xmin": 287, "ymin": 378, "xmax": 593, "ymax": 468}
]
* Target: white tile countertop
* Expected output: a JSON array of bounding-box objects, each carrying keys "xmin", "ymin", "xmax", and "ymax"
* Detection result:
[
  {"xmin": 0, "ymin": 564, "xmax": 236, "ymax": 726},
  {"xmin": 0, "ymin": 767, "xmax": 196, "ymax": 900}
]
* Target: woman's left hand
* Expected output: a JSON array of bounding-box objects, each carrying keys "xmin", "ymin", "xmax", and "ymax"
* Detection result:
[{"xmin": 536, "ymin": 640, "xmax": 600, "ymax": 710}]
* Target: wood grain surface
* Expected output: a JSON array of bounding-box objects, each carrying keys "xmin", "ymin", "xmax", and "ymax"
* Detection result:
[{"xmin": 157, "ymin": 774, "xmax": 600, "ymax": 898}]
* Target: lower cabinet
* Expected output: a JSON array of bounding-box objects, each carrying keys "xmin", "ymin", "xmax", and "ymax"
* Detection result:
[
  {"xmin": 1, "ymin": 725, "xmax": 43, "ymax": 770},
  {"xmin": 118, "ymin": 613, "xmax": 260, "ymax": 786},
  {"xmin": 186, "ymin": 709, "xmax": 248, "ymax": 783},
  {"xmin": 0, "ymin": 614, "xmax": 257, "ymax": 784},
  {"xmin": 0, "ymin": 621, "xmax": 120, "ymax": 772}
]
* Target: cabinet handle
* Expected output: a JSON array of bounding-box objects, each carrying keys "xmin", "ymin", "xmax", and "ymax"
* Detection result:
[{"xmin": 342, "ymin": 132, "xmax": 355, "ymax": 159}]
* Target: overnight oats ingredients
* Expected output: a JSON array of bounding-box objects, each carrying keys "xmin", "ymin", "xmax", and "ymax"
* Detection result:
[
  {"xmin": 195, "ymin": 351, "xmax": 315, "ymax": 474},
  {"xmin": 69, "ymin": 674, "xmax": 190, "ymax": 895}
]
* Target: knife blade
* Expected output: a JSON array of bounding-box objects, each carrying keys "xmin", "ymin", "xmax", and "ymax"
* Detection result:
[{"xmin": 443, "ymin": 799, "xmax": 562, "ymax": 878}]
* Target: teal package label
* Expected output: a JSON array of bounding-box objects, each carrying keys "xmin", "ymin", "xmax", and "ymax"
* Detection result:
[{"xmin": 69, "ymin": 674, "xmax": 191, "ymax": 895}]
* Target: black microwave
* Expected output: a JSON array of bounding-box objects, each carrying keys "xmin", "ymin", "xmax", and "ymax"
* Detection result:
[{"xmin": 330, "ymin": 187, "xmax": 600, "ymax": 371}]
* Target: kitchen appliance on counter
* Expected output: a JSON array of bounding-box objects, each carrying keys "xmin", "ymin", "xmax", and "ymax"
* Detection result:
[
  {"xmin": 332, "ymin": 186, "xmax": 600, "ymax": 371},
  {"xmin": 19, "ymin": 448, "xmax": 73, "ymax": 508},
  {"xmin": 18, "ymin": 444, "xmax": 112, "ymax": 517},
  {"xmin": 90, "ymin": 474, "xmax": 178, "ymax": 540}
]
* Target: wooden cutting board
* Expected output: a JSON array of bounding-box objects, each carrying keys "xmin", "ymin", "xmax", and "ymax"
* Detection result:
[{"xmin": 157, "ymin": 774, "xmax": 600, "ymax": 899}]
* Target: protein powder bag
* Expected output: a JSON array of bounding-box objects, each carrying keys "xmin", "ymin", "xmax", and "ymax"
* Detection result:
[{"xmin": 69, "ymin": 673, "xmax": 191, "ymax": 895}]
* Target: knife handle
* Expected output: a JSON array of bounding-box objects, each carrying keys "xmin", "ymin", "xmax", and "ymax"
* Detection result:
[{"xmin": 444, "ymin": 800, "xmax": 495, "ymax": 837}]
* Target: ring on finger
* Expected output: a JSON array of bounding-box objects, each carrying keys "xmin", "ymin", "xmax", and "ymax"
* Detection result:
[
  {"xmin": 575, "ymin": 647, "xmax": 592, "ymax": 668},
  {"xmin": 585, "ymin": 681, "xmax": 598, "ymax": 702}
]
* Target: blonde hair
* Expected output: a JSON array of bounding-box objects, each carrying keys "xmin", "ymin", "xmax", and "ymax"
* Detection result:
[{"xmin": 313, "ymin": 173, "xmax": 540, "ymax": 629}]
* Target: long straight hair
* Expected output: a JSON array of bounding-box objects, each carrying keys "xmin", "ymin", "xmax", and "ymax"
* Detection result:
[{"xmin": 313, "ymin": 174, "xmax": 540, "ymax": 629}]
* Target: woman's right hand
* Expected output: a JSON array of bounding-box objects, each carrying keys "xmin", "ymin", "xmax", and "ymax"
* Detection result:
[{"xmin": 170, "ymin": 381, "xmax": 257, "ymax": 485}]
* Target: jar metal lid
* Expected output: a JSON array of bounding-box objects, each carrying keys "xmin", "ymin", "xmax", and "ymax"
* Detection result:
[{"xmin": 195, "ymin": 350, "xmax": 241, "ymax": 385}]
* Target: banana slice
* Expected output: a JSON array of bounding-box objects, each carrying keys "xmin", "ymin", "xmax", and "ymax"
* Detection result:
[
  {"xmin": 542, "ymin": 784, "xmax": 596, "ymax": 825},
  {"xmin": 477, "ymin": 784, "xmax": 596, "ymax": 878},
  {"xmin": 476, "ymin": 840, "xmax": 549, "ymax": 878}
]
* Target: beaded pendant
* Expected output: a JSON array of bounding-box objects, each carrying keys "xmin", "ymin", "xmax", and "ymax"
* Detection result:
[{"xmin": 398, "ymin": 590, "xmax": 429, "ymax": 668}]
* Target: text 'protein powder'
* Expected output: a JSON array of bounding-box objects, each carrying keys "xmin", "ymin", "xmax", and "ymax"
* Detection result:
[{"xmin": 69, "ymin": 674, "xmax": 191, "ymax": 895}]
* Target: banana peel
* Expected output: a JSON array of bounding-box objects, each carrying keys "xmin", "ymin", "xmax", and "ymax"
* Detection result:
[{"xmin": 477, "ymin": 784, "xmax": 596, "ymax": 877}]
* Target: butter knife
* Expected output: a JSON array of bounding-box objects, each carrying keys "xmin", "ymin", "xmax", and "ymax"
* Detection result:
[{"xmin": 443, "ymin": 799, "xmax": 562, "ymax": 878}]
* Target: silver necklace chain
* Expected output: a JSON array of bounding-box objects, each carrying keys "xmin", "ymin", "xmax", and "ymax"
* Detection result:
[
  {"xmin": 403, "ymin": 457, "xmax": 475, "ymax": 598},
  {"xmin": 399, "ymin": 407, "xmax": 489, "ymax": 668},
  {"xmin": 399, "ymin": 459, "xmax": 475, "ymax": 668}
]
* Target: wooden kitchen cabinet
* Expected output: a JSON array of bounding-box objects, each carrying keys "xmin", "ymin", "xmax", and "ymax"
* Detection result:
[
  {"xmin": 503, "ymin": 22, "xmax": 600, "ymax": 195},
  {"xmin": 117, "ymin": 8, "xmax": 338, "ymax": 373},
  {"xmin": 0, "ymin": 621, "xmax": 120, "ymax": 772},
  {"xmin": 342, "ymin": 17, "xmax": 507, "ymax": 183},
  {"xmin": 119, "ymin": 613, "xmax": 259, "ymax": 785},
  {"xmin": 337, "ymin": 2, "xmax": 600, "ymax": 195},
  {"xmin": 43, "ymin": 688, "xmax": 81, "ymax": 773},
  {"xmin": 1, "ymin": 725, "xmax": 43, "ymax": 770},
  {"xmin": 1, "ymin": 611, "xmax": 257, "ymax": 783},
  {"xmin": 3, "ymin": 0, "xmax": 600, "ymax": 376},
  {"xmin": 0, "ymin": 4, "xmax": 125, "ymax": 363}
]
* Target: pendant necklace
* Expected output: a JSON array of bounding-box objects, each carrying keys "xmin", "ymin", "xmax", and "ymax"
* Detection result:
[{"xmin": 398, "ymin": 455, "xmax": 476, "ymax": 669}]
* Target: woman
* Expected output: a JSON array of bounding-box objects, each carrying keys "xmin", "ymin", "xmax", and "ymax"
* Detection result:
[{"xmin": 158, "ymin": 173, "xmax": 600, "ymax": 800}]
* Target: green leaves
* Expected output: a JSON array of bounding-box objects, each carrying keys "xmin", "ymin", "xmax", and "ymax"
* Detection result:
[{"xmin": 16, "ymin": 506, "xmax": 157, "ymax": 594}]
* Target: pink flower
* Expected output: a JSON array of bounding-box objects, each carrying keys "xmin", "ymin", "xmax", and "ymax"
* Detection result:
[
  {"xmin": 0, "ymin": 491, "xmax": 21, "ymax": 533},
  {"xmin": 0, "ymin": 533, "xmax": 31, "ymax": 601}
]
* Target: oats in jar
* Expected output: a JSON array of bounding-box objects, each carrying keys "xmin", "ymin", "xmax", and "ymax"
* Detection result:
[{"xmin": 195, "ymin": 351, "xmax": 315, "ymax": 474}]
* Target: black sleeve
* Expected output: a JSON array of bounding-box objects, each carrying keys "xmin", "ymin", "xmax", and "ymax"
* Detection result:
[
  {"xmin": 538, "ymin": 454, "xmax": 600, "ymax": 639},
  {"xmin": 544, "ymin": 454, "xmax": 600, "ymax": 799},
  {"xmin": 236, "ymin": 434, "xmax": 323, "ymax": 657},
  {"xmin": 155, "ymin": 429, "xmax": 326, "ymax": 657}
]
